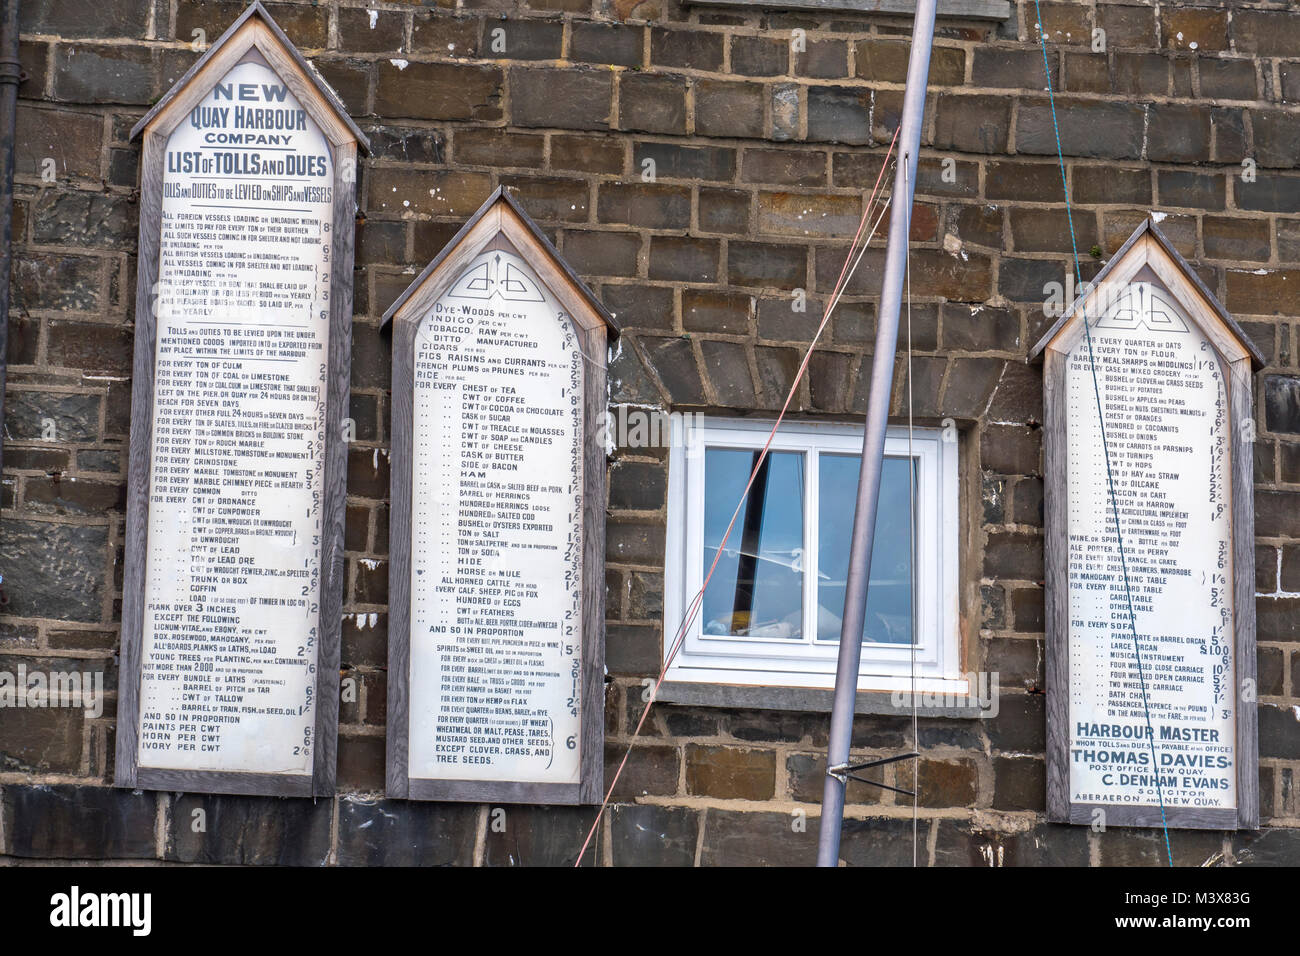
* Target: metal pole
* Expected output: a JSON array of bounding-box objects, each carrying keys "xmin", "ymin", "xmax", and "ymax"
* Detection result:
[
  {"xmin": 816, "ymin": 0, "xmax": 937, "ymax": 868},
  {"xmin": 0, "ymin": 0, "xmax": 20, "ymax": 496}
]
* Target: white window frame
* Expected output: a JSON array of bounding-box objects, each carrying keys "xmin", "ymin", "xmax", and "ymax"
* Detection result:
[{"xmin": 663, "ymin": 416, "xmax": 963, "ymax": 693}]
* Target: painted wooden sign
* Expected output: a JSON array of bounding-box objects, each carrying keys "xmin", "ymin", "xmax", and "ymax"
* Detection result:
[
  {"xmin": 1032, "ymin": 220, "xmax": 1261, "ymax": 830},
  {"xmin": 116, "ymin": 3, "xmax": 367, "ymax": 797},
  {"xmin": 383, "ymin": 188, "xmax": 616, "ymax": 804}
]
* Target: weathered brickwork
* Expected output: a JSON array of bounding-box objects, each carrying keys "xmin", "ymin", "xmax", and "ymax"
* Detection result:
[{"xmin": 1, "ymin": 0, "xmax": 1298, "ymax": 866}]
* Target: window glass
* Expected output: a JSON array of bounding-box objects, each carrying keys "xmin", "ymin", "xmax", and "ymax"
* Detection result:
[
  {"xmin": 701, "ymin": 448, "xmax": 804, "ymax": 640},
  {"xmin": 663, "ymin": 418, "xmax": 958, "ymax": 688},
  {"xmin": 817, "ymin": 454, "xmax": 915, "ymax": 645}
]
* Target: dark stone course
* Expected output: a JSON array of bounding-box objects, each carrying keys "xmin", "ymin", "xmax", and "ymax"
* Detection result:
[
  {"xmin": 0, "ymin": 705, "xmax": 85, "ymax": 774},
  {"xmin": 1231, "ymin": 827, "xmax": 1300, "ymax": 866},
  {"xmin": 608, "ymin": 459, "xmax": 667, "ymax": 511},
  {"xmin": 605, "ymin": 622, "xmax": 661, "ymax": 676},
  {"xmin": 1017, "ymin": 99, "xmax": 1144, "ymax": 160},
  {"xmin": 602, "ymin": 284, "xmax": 674, "ymax": 332},
  {"xmin": 985, "ymin": 636, "xmax": 1043, "ymax": 690},
  {"xmin": 570, "ymin": 22, "xmax": 643, "ymax": 69},
  {"xmin": 1264, "ymin": 375, "xmax": 1300, "ymax": 435},
  {"xmin": 32, "ymin": 191, "xmax": 136, "ymax": 249},
  {"xmin": 376, "ymin": 61, "xmax": 503, "ymax": 122},
  {"xmin": 3, "ymin": 785, "xmax": 156, "ymax": 859},
  {"xmin": 1258, "ymin": 704, "xmax": 1300, "ymax": 759},
  {"xmin": 695, "ymin": 79, "xmax": 766, "ymax": 140},
  {"xmin": 618, "ymin": 72, "xmax": 688, "ymax": 135},
  {"xmin": 165, "ymin": 794, "xmax": 332, "ymax": 866},
  {"xmin": 483, "ymin": 805, "xmax": 598, "ymax": 866},
  {"xmin": 700, "ymin": 339, "xmax": 757, "ymax": 406},
  {"xmin": 53, "ymin": 44, "xmax": 152, "ymax": 104},
  {"xmin": 0, "ymin": 519, "xmax": 106, "ymax": 622},
  {"xmin": 609, "ymin": 804, "xmax": 699, "ymax": 866},
  {"xmin": 22, "ymin": 0, "xmax": 151, "ymax": 38},
  {"xmin": 839, "ymin": 816, "xmax": 924, "ymax": 865},
  {"xmin": 986, "ymin": 693, "xmax": 1046, "ymax": 753},
  {"xmin": 603, "ymin": 743, "xmax": 679, "ymax": 799},
  {"xmin": 934, "ymin": 819, "xmax": 1089, "ymax": 866},
  {"xmin": 1096, "ymin": 827, "xmax": 1226, "ymax": 867},
  {"xmin": 806, "ymin": 85, "xmax": 871, "ymax": 145},
  {"xmin": 700, "ymin": 809, "xmax": 818, "ymax": 866},
  {"xmin": 933, "ymin": 93, "xmax": 1011, "ymax": 154},
  {"xmin": 992, "ymin": 755, "xmax": 1046, "ymax": 811}
]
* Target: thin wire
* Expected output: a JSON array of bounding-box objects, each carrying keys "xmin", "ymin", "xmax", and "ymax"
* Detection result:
[
  {"xmin": 1032, "ymin": 1, "xmax": 1173, "ymax": 867},
  {"xmin": 903, "ymin": 156, "xmax": 919, "ymax": 868},
  {"xmin": 573, "ymin": 131, "xmax": 902, "ymax": 866}
]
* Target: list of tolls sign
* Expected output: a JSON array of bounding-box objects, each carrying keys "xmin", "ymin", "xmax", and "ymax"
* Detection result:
[
  {"xmin": 139, "ymin": 60, "xmax": 332, "ymax": 778},
  {"xmin": 171, "ymin": 92, "xmax": 329, "ymax": 179},
  {"xmin": 1063, "ymin": 285, "xmax": 1235, "ymax": 812},
  {"xmin": 117, "ymin": 2, "xmax": 363, "ymax": 798},
  {"xmin": 408, "ymin": 250, "xmax": 585, "ymax": 786},
  {"xmin": 384, "ymin": 189, "xmax": 613, "ymax": 805},
  {"xmin": 1036, "ymin": 221, "xmax": 1260, "ymax": 830}
]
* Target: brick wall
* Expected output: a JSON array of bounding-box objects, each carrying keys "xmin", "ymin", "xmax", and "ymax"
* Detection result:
[{"xmin": 1, "ymin": 0, "xmax": 1298, "ymax": 866}]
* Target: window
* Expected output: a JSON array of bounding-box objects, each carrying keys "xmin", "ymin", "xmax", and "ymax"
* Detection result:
[{"xmin": 663, "ymin": 417, "xmax": 961, "ymax": 692}]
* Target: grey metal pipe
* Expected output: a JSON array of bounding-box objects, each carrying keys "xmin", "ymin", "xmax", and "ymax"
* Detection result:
[
  {"xmin": 0, "ymin": 0, "xmax": 20, "ymax": 501},
  {"xmin": 816, "ymin": 0, "xmax": 937, "ymax": 868}
]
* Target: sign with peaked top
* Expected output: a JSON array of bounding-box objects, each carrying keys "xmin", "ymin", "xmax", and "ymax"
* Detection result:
[
  {"xmin": 1032, "ymin": 219, "xmax": 1262, "ymax": 830},
  {"xmin": 116, "ymin": 2, "xmax": 367, "ymax": 798},
  {"xmin": 383, "ymin": 188, "xmax": 617, "ymax": 804}
]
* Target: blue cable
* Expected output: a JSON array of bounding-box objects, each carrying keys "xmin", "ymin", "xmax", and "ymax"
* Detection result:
[{"xmin": 1031, "ymin": 0, "xmax": 1174, "ymax": 867}]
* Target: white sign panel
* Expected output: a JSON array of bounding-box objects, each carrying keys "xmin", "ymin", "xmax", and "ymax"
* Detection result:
[
  {"xmin": 137, "ymin": 60, "xmax": 333, "ymax": 775},
  {"xmin": 408, "ymin": 248, "xmax": 584, "ymax": 785},
  {"xmin": 1065, "ymin": 282, "xmax": 1236, "ymax": 813}
]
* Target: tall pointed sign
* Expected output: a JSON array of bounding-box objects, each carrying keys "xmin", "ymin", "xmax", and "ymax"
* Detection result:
[
  {"xmin": 116, "ymin": 3, "xmax": 367, "ymax": 797},
  {"xmin": 383, "ymin": 188, "xmax": 616, "ymax": 804},
  {"xmin": 1032, "ymin": 219, "xmax": 1261, "ymax": 830}
]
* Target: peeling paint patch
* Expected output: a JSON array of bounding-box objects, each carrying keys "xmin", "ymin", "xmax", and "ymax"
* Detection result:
[{"xmin": 977, "ymin": 842, "xmax": 1004, "ymax": 866}]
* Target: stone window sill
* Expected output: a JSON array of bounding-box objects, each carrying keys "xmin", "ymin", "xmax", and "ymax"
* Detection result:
[{"xmin": 656, "ymin": 680, "xmax": 988, "ymax": 718}]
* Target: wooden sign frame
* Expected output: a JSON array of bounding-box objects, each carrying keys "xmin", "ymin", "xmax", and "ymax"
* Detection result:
[
  {"xmin": 1031, "ymin": 219, "xmax": 1262, "ymax": 830},
  {"xmin": 116, "ymin": 2, "xmax": 368, "ymax": 798},
  {"xmin": 382, "ymin": 188, "xmax": 617, "ymax": 804}
]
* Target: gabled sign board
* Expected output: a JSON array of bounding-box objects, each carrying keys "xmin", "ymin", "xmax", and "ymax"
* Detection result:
[
  {"xmin": 1032, "ymin": 220, "xmax": 1261, "ymax": 830},
  {"xmin": 384, "ymin": 188, "xmax": 616, "ymax": 804},
  {"xmin": 116, "ymin": 3, "xmax": 366, "ymax": 797}
]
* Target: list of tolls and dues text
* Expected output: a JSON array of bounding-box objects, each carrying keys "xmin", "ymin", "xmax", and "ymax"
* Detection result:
[
  {"xmin": 138, "ymin": 61, "xmax": 332, "ymax": 775},
  {"xmin": 409, "ymin": 249, "xmax": 584, "ymax": 785},
  {"xmin": 1066, "ymin": 283, "xmax": 1236, "ymax": 812}
]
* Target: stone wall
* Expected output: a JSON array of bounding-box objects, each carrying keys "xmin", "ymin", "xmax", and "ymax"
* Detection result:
[{"xmin": 1, "ymin": 0, "xmax": 1297, "ymax": 866}]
